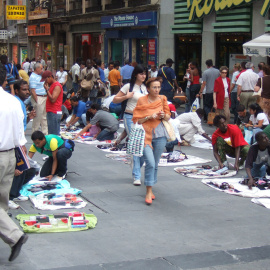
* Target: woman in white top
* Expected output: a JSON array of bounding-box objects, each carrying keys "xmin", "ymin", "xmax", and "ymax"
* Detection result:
[
  {"xmin": 246, "ymin": 103, "xmax": 269, "ymax": 142},
  {"xmin": 56, "ymin": 65, "xmax": 68, "ymax": 93},
  {"xmin": 113, "ymin": 65, "xmax": 147, "ymax": 186}
]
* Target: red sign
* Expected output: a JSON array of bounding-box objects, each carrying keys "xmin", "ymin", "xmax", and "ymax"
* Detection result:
[
  {"xmin": 148, "ymin": 39, "xmax": 155, "ymax": 55},
  {"xmin": 99, "ymin": 34, "xmax": 103, "ymax": 44},
  {"xmin": 28, "ymin": 24, "xmax": 51, "ymax": 36},
  {"xmin": 82, "ymin": 34, "xmax": 91, "ymax": 45}
]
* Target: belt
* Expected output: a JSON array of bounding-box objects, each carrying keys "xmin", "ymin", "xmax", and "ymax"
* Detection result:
[
  {"xmin": 124, "ymin": 111, "xmax": 133, "ymax": 115},
  {"xmin": 36, "ymin": 94, "xmax": 47, "ymax": 97},
  {"xmin": 0, "ymin": 148, "xmax": 14, "ymax": 152},
  {"xmin": 241, "ymin": 90, "xmax": 253, "ymax": 93}
]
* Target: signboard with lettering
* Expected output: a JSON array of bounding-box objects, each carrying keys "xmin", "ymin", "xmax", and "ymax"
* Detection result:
[
  {"xmin": 28, "ymin": 24, "xmax": 51, "ymax": 36},
  {"xmin": 28, "ymin": 8, "xmax": 48, "ymax": 20},
  {"xmin": 187, "ymin": 0, "xmax": 269, "ymax": 21},
  {"xmin": 101, "ymin": 11, "xmax": 157, "ymax": 29},
  {"xmin": 6, "ymin": 5, "xmax": 26, "ymax": 20},
  {"xmin": 148, "ymin": 39, "xmax": 156, "ymax": 66},
  {"xmin": 82, "ymin": 34, "xmax": 91, "ymax": 45}
]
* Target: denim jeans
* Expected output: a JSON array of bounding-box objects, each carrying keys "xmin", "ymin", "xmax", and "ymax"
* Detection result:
[
  {"xmin": 189, "ymin": 84, "xmax": 200, "ymax": 106},
  {"xmin": 231, "ymin": 92, "xmax": 239, "ymax": 124},
  {"xmin": 10, "ymin": 168, "xmax": 36, "ymax": 200},
  {"xmin": 97, "ymin": 129, "xmax": 115, "ymax": 141},
  {"xmin": 47, "ymin": 112, "xmax": 62, "ymax": 135},
  {"xmin": 251, "ymin": 162, "xmax": 266, "ymax": 178},
  {"xmin": 143, "ymin": 136, "xmax": 167, "ymax": 186},
  {"xmin": 185, "ymin": 87, "xmax": 190, "ymax": 112},
  {"xmin": 72, "ymin": 82, "xmax": 79, "ymax": 93},
  {"xmin": 165, "ymin": 139, "xmax": 178, "ymax": 152},
  {"xmin": 40, "ymin": 148, "xmax": 72, "ymax": 177},
  {"xmin": 81, "ymin": 113, "xmax": 87, "ymax": 126},
  {"xmin": 124, "ymin": 113, "xmax": 144, "ymax": 180}
]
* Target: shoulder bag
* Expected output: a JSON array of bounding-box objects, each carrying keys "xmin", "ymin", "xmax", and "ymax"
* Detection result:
[{"xmin": 253, "ymin": 77, "xmax": 262, "ymax": 96}]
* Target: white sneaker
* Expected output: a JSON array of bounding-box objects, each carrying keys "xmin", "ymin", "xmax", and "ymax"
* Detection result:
[
  {"xmin": 133, "ymin": 179, "xmax": 141, "ymax": 186},
  {"xmin": 13, "ymin": 195, "xmax": 28, "ymax": 201},
  {"xmin": 9, "ymin": 200, "xmax": 20, "ymax": 209}
]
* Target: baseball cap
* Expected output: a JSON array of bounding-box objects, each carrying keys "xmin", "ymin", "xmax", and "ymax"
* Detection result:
[
  {"xmin": 85, "ymin": 101, "xmax": 92, "ymax": 110},
  {"xmin": 166, "ymin": 58, "xmax": 174, "ymax": 64},
  {"xmin": 40, "ymin": 71, "xmax": 53, "ymax": 82}
]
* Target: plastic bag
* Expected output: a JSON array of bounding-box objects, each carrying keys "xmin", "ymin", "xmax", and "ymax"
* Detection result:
[
  {"xmin": 244, "ymin": 127, "xmax": 253, "ymax": 145},
  {"xmin": 190, "ymin": 98, "xmax": 200, "ymax": 112}
]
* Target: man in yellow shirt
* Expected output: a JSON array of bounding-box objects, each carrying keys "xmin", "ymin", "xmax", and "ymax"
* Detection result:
[
  {"xmin": 108, "ymin": 62, "xmax": 121, "ymax": 95},
  {"xmin": 16, "ymin": 64, "xmax": 29, "ymax": 84}
]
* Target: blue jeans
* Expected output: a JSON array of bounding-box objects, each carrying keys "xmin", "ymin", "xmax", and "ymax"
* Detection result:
[
  {"xmin": 40, "ymin": 148, "xmax": 72, "ymax": 177},
  {"xmin": 47, "ymin": 112, "xmax": 62, "ymax": 135},
  {"xmin": 251, "ymin": 162, "xmax": 266, "ymax": 178},
  {"xmin": 231, "ymin": 92, "xmax": 239, "ymax": 124},
  {"xmin": 185, "ymin": 87, "xmax": 190, "ymax": 112},
  {"xmin": 143, "ymin": 136, "xmax": 167, "ymax": 186},
  {"xmin": 81, "ymin": 113, "xmax": 87, "ymax": 126},
  {"xmin": 72, "ymin": 82, "xmax": 79, "ymax": 93},
  {"xmin": 97, "ymin": 129, "xmax": 115, "ymax": 141},
  {"xmin": 124, "ymin": 113, "xmax": 144, "ymax": 180},
  {"xmin": 166, "ymin": 139, "xmax": 178, "ymax": 152}
]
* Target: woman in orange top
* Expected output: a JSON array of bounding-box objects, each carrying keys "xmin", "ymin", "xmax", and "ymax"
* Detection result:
[{"xmin": 133, "ymin": 77, "xmax": 171, "ymax": 205}]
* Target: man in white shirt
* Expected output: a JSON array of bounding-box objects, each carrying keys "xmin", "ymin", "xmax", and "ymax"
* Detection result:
[
  {"xmin": 175, "ymin": 108, "xmax": 212, "ymax": 145},
  {"xmin": 0, "ymin": 64, "xmax": 29, "ymax": 262},
  {"xmin": 69, "ymin": 58, "xmax": 81, "ymax": 93},
  {"xmin": 237, "ymin": 62, "xmax": 258, "ymax": 109}
]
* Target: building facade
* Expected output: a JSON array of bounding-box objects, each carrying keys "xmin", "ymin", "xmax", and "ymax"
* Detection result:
[{"xmin": 171, "ymin": 0, "xmax": 270, "ymax": 81}]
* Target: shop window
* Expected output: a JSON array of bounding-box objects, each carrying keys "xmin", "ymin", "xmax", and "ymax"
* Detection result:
[
  {"xmin": 216, "ymin": 34, "xmax": 251, "ymax": 68},
  {"xmin": 137, "ymin": 39, "xmax": 147, "ymax": 67},
  {"xmin": 175, "ymin": 35, "xmax": 202, "ymax": 84}
]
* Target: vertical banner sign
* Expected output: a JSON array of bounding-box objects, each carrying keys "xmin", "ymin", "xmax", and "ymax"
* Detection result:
[
  {"xmin": 6, "ymin": 5, "xmax": 26, "ymax": 20},
  {"xmin": 148, "ymin": 39, "xmax": 156, "ymax": 65},
  {"xmin": 82, "ymin": 34, "xmax": 91, "ymax": 45}
]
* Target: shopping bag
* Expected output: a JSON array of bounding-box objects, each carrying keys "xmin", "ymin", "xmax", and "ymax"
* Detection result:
[
  {"xmin": 126, "ymin": 123, "xmax": 145, "ymax": 157},
  {"xmin": 190, "ymin": 98, "xmax": 200, "ymax": 112},
  {"xmin": 207, "ymin": 108, "xmax": 217, "ymax": 125},
  {"xmin": 244, "ymin": 127, "xmax": 253, "ymax": 145}
]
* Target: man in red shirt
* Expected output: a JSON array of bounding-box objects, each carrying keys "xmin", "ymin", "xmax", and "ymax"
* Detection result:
[
  {"xmin": 212, "ymin": 115, "xmax": 250, "ymax": 171},
  {"xmin": 41, "ymin": 71, "xmax": 63, "ymax": 135}
]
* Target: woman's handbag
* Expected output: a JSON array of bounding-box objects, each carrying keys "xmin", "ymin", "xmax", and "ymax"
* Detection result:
[
  {"xmin": 253, "ymin": 77, "xmax": 262, "ymax": 96},
  {"xmin": 126, "ymin": 123, "xmax": 145, "ymax": 157},
  {"xmin": 207, "ymin": 108, "xmax": 217, "ymax": 125},
  {"xmin": 162, "ymin": 119, "xmax": 176, "ymax": 142},
  {"xmin": 161, "ymin": 97, "xmax": 176, "ymax": 142},
  {"xmin": 174, "ymin": 92, "xmax": 186, "ymax": 102}
]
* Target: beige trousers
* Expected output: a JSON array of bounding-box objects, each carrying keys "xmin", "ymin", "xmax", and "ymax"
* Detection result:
[
  {"xmin": 0, "ymin": 150, "xmax": 23, "ymax": 247},
  {"xmin": 240, "ymin": 92, "xmax": 257, "ymax": 110},
  {"xmin": 216, "ymin": 97, "xmax": 230, "ymax": 124},
  {"xmin": 31, "ymin": 96, "xmax": 48, "ymax": 135},
  {"xmin": 178, "ymin": 123, "xmax": 197, "ymax": 143}
]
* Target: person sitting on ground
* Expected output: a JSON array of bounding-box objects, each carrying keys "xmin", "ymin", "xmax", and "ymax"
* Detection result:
[
  {"xmin": 168, "ymin": 98, "xmax": 182, "ymax": 119},
  {"xmin": 28, "ymin": 131, "xmax": 74, "ymax": 181},
  {"xmin": 236, "ymin": 104, "xmax": 251, "ymax": 127},
  {"xmin": 245, "ymin": 132, "xmax": 270, "ymax": 189},
  {"xmin": 245, "ymin": 103, "xmax": 269, "ymax": 142},
  {"xmin": 66, "ymin": 96, "xmax": 86, "ymax": 128},
  {"xmin": 75, "ymin": 104, "xmax": 119, "ymax": 141},
  {"xmin": 175, "ymin": 108, "xmax": 211, "ymax": 146},
  {"xmin": 212, "ymin": 115, "xmax": 250, "ymax": 171}
]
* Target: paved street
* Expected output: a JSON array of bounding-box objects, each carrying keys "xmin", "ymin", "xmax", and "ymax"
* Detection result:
[{"xmin": 1, "ymin": 121, "xmax": 270, "ymax": 270}]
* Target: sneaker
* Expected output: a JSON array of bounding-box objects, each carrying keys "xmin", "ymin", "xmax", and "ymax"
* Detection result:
[
  {"xmin": 13, "ymin": 195, "xmax": 28, "ymax": 201},
  {"xmin": 9, "ymin": 200, "xmax": 20, "ymax": 209},
  {"xmin": 133, "ymin": 179, "xmax": 141, "ymax": 186},
  {"xmin": 239, "ymin": 165, "xmax": 244, "ymax": 170},
  {"xmin": 42, "ymin": 156, "xmax": 49, "ymax": 161}
]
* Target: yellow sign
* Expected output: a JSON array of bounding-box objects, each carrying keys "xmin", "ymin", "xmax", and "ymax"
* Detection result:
[
  {"xmin": 187, "ymin": 0, "xmax": 269, "ymax": 21},
  {"xmin": 6, "ymin": 5, "xmax": 26, "ymax": 20}
]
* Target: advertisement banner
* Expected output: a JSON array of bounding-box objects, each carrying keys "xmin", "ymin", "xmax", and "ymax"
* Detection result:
[{"xmin": 6, "ymin": 5, "xmax": 26, "ymax": 20}]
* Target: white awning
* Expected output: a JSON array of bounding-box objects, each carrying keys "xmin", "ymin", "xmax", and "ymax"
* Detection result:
[{"xmin": 243, "ymin": 33, "xmax": 270, "ymax": 57}]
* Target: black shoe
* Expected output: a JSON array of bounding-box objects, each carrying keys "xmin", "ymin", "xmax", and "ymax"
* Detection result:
[
  {"xmin": 8, "ymin": 213, "xmax": 12, "ymax": 217},
  {"xmin": 9, "ymin": 234, "xmax": 28, "ymax": 262}
]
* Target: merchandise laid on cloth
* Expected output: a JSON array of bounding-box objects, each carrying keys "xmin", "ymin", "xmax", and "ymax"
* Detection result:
[
  {"xmin": 16, "ymin": 212, "xmax": 97, "ymax": 233},
  {"xmin": 105, "ymin": 154, "xmax": 132, "ymax": 164},
  {"xmin": 251, "ymin": 198, "xmax": 270, "ymax": 209},
  {"xmin": 190, "ymin": 134, "xmax": 213, "ymax": 150},
  {"xmin": 174, "ymin": 165, "xmax": 237, "ymax": 178},
  {"xmin": 202, "ymin": 178, "xmax": 270, "ymax": 198},
  {"xmin": 20, "ymin": 179, "xmax": 81, "ymax": 197},
  {"xmin": 96, "ymin": 143, "xmax": 127, "ymax": 154},
  {"xmin": 29, "ymin": 193, "xmax": 87, "ymax": 210}
]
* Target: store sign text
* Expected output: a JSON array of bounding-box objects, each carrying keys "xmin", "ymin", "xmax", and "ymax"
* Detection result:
[
  {"xmin": 187, "ymin": 0, "xmax": 269, "ymax": 21},
  {"xmin": 6, "ymin": 5, "xmax": 26, "ymax": 20}
]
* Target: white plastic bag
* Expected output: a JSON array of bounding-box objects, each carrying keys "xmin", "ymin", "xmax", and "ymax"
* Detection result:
[
  {"xmin": 244, "ymin": 127, "xmax": 253, "ymax": 145},
  {"xmin": 190, "ymin": 98, "xmax": 200, "ymax": 112}
]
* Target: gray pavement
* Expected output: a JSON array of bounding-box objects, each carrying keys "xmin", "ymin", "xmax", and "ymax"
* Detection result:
[{"xmin": 1, "ymin": 114, "xmax": 270, "ymax": 269}]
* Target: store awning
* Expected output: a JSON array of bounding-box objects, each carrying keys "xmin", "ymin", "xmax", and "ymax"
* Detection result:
[{"xmin": 243, "ymin": 33, "xmax": 270, "ymax": 57}]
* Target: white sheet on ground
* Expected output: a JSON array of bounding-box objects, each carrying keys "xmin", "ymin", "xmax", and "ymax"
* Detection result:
[{"xmin": 191, "ymin": 134, "xmax": 213, "ymax": 149}]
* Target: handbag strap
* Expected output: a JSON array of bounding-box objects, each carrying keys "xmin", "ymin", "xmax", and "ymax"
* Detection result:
[{"xmin": 161, "ymin": 67, "xmax": 174, "ymax": 89}]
